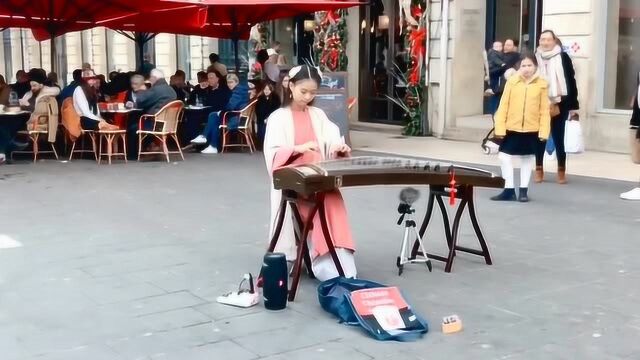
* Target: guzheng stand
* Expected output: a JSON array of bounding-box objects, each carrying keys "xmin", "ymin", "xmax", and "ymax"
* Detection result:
[
  {"xmin": 267, "ymin": 184, "xmax": 493, "ymax": 301},
  {"xmin": 410, "ymin": 184, "xmax": 492, "ymax": 273},
  {"xmin": 267, "ymin": 190, "xmax": 346, "ymax": 302}
]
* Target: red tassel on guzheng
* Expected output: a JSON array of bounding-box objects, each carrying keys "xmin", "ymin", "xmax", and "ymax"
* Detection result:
[{"xmin": 449, "ymin": 171, "xmax": 457, "ymax": 206}]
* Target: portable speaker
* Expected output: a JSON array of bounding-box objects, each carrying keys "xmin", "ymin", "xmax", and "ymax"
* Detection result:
[{"xmin": 261, "ymin": 252, "xmax": 288, "ymax": 310}]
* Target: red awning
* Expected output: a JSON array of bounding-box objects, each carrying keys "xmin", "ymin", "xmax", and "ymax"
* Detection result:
[
  {"xmin": 163, "ymin": 0, "xmax": 364, "ymax": 25},
  {"xmin": 0, "ymin": 0, "xmax": 194, "ymax": 40},
  {"xmin": 102, "ymin": 6, "xmax": 251, "ymax": 40}
]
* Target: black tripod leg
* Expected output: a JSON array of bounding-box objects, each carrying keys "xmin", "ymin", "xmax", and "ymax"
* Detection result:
[
  {"xmin": 467, "ymin": 187, "xmax": 493, "ymax": 265},
  {"xmin": 411, "ymin": 192, "xmax": 435, "ymax": 258}
]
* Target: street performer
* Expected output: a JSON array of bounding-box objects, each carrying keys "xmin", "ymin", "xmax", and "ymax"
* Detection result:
[{"xmin": 263, "ymin": 65, "xmax": 356, "ymax": 281}]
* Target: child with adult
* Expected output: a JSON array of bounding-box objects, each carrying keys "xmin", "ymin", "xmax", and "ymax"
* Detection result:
[{"xmin": 491, "ymin": 54, "xmax": 551, "ymax": 202}]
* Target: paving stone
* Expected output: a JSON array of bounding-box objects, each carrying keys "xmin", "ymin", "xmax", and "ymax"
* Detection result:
[
  {"xmin": 2, "ymin": 154, "xmax": 640, "ymax": 359},
  {"xmin": 137, "ymin": 307, "xmax": 213, "ymax": 332},
  {"xmin": 149, "ymin": 340, "xmax": 258, "ymax": 360}
]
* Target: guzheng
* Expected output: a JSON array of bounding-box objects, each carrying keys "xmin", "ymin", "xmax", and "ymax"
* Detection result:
[{"xmin": 273, "ymin": 156, "xmax": 505, "ymax": 195}]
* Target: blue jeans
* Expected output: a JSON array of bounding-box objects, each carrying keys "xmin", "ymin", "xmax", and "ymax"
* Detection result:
[{"xmin": 203, "ymin": 112, "xmax": 239, "ymax": 148}]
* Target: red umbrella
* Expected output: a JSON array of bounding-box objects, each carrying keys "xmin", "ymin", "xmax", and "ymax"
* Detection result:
[
  {"xmin": 102, "ymin": 6, "xmax": 251, "ymax": 40},
  {"xmin": 0, "ymin": 0, "xmax": 194, "ymax": 68},
  {"xmin": 160, "ymin": 0, "xmax": 364, "ymax": 71}
]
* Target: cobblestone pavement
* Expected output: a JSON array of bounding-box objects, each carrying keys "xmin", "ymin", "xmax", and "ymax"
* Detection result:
[{"xmin": 1, "ymin": 153, "xmax": 638, "ymax": 359}]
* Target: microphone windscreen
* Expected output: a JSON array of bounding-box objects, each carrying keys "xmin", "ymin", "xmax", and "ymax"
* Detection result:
[{"xmin": 399, "ymin": 187, "xmax": 420, "ymax": 204}]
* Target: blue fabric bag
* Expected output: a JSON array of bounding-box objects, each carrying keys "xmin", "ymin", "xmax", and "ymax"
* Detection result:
[
  {"xmin": 317, "ymin": 277, "xmax": 429, "ymax": 341},
  {"xmin": 546, "ymin": 134, "xmax": 555, "ymax": 155}
]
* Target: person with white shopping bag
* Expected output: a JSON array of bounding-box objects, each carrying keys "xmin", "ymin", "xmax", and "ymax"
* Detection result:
[
  {"xmin": 564, "ymin": 113, "xmax": 584, "ymax": 154},
  {"xmin": 534, "ymin": 30, "xmax": 580, "ymax": 184},
  {"xmin": 491, "ymin": 54, "xmax": 550, "ymax": 202},
  {"xmin": 620, "ymin": 73, "xmax": 640, "ymax": 201}
]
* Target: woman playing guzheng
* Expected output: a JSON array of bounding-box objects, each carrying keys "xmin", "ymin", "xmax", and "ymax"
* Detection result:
[{"xmin": 263, "ymin": 65, "xmax": 356, "ymax": 281}]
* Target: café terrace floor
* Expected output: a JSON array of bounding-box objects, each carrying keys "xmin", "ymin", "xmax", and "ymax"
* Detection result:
[{"xmin": 1, "ymin": 150, "xmax": 639, "ymax": 360}]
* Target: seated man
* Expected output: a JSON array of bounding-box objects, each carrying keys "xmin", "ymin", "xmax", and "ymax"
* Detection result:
[
  {"xmin": 131, "ymin": 69, "xmax": 177, "ymax": 115},
  {"xmin": 192, "ymin": 73, "xmax": 249, "ymax": 154},
  {"xmin": 19, "ymin": 69, "xmax": 60, "ymax": 112}
]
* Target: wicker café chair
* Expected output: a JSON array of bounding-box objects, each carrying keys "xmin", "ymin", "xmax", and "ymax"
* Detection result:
[
  {"xmin": 137, "ymin": 100, "xmax": 185, "ymax": 163},
  {"xmin": 12, "ymin": 96, "xmax": 59, "ymax": 163},
  {"xmin": 220, "ymin": 99, "xmax": 258, "ymax": 153}
]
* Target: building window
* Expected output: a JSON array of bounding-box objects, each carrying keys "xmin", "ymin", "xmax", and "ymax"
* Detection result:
[
  {"xmin": 219, "ymin": 39, "xmax": 249, "ymax": 76},
  {"xmin": 604, "ymin": 0, "xmax": 640, "ymax": 110}
]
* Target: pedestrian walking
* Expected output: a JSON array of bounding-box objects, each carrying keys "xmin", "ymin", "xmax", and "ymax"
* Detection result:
[{"xmin": 491, "ymin": 55, "xmax": 550, "ymax": 202}]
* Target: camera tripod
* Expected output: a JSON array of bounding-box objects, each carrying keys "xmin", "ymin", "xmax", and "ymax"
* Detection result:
[{"xmin": 396, "ymin": 203, "xmax": 432, "ymax": 276}]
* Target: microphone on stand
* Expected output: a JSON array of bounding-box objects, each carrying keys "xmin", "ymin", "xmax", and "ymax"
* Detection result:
[{"xmin": 397, "ymin": 187, "xmax": 420, "ymax": 225}]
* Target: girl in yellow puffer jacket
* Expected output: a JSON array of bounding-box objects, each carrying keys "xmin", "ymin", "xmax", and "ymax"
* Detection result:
[{"xmin": 491, "ymin": 54, "xmax": 551, "ymax": 202}]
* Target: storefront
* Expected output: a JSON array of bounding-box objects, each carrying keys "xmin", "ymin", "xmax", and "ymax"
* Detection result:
[
  {"xmin": 358, "ymin": 0, "xmax": 408, "ymax": 125},
  {"xmin": 414, "ymin": 0, "xmax": 639, "ymax": 153}
]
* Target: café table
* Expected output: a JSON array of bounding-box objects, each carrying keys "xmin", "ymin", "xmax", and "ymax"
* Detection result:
[
  {"xmin": 0, "ymin": 110, "xmax": 32, "ymax": 160},
  {"xmin": 99, "ymin": 108, "xmax": 143, "ymax": 160}
]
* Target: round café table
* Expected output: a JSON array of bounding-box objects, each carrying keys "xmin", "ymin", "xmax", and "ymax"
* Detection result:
[{"xmin": 0, "ymin": 110, "xmax": 31, "ymax": 159}]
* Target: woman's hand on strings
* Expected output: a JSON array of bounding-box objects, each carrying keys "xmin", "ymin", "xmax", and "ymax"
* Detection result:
[
  {"xmin": 294, "ymin": 141, "xmax": 318, "ymax": 154},
  {"xmin": 331, "ymin": 143, "xmax": 351, "ymax": 157}
]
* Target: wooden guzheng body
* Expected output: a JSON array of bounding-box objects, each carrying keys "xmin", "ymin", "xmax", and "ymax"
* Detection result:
[
  {"xmin": 273, "ymin": 156, "xmax": 504, "ymax": 194},
  {"xmin": 268, "ymin": 156, "xmax": 505, "ymax": 301}
]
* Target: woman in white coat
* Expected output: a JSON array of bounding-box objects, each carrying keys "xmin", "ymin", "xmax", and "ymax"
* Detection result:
[{"xmin": 263, "ymin": 65, "xmax": 356, "ymax": 281}]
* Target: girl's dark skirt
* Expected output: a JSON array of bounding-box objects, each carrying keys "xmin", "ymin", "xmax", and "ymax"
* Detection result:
[{"xmin": 499, "ymin": 131, "xmax": 539, "ymax": 155}]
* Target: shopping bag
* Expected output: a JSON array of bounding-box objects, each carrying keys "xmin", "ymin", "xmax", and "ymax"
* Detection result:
[
  {"xmin": 318, "ymin": 277, "xmax": 429, "ymax": 341},
  {"xmin": 564, "ymin": 120, "xmax": 585, "ymax": 154}
]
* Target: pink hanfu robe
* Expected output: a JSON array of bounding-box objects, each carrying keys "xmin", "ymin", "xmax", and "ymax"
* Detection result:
[{"xmin": 264, "ymin": 106, "xmax": 356, "ymax": 281}]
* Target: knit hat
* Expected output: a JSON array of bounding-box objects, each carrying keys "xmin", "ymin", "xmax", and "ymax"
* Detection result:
[{"xmin": 28, "ymin": 68, "xmax": 47, "ymax": 84}]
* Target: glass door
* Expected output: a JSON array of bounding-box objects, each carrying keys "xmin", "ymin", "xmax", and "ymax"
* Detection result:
[
  {"xmin": 487, "ymin": 0, "xmax": 542, "ymax": 53},
  {"xmin": 359, "ymin": 0, "xmax": 407, "ymax": 125}
]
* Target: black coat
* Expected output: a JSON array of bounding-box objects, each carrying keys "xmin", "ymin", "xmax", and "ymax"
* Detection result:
[
  {"xmin": 493, "ymin": 52, "xmax": 521, "ymax": 94},
  {"xmin": 559, "ymin": 52, "xmax": 579, "ymax": 111},
  {"xmin": 203, "ymin": 86, "xmax": 231, "ymax": 112},
  {"xmin": 255, "ymin": 94, "xmax": 281, "ymax": 125}
]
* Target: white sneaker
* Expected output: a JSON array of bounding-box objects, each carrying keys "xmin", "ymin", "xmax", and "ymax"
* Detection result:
[
  {"xmin": 190, "ymin": 135, "xmax": 207, "ymax": 144},
  {"xmin": 620, "ymin": 187, "xmax": 640, "ymax": 201},
  {"xmin": 201, "ymin": 145, "xmax": 218, "ymax": 154}
]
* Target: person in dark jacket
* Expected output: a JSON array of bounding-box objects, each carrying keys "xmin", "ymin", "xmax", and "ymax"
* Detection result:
[
  {"xmin": 192, "ymin": 73, "xmax": 248, "ymax": 154},
  {"xmin": 133, "ymin": 68, "xmax": 177, "ymax": 115},
  {"xmin": 534, "ymin": 30, "xmax": 580, "ymax": 184},
  {"xmin": 255, "ymin": 81, "xmax": 280, "ymax": 148},
  {"xmin": 188, "ymin": 71, "xmax": 209, "ymax": 105},
  {"xmin": 60, "ymin": 69, "xmax": 83, "ymax": 101},
  {"xmin": 490, "ymin": 39, "xmax": 521, "ymax": 108},
  {"xmin": 10, "ymin": 70, "xmax": 30, "ymax": 99},
  {"xmin": 170, "ymin": 70, "xmax": 191, "ymax": 102}
]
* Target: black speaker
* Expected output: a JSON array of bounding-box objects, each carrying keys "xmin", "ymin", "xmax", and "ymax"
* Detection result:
[{"xmin": 261, "ymin": 252, "xmax": 288, "ymax": 310}]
